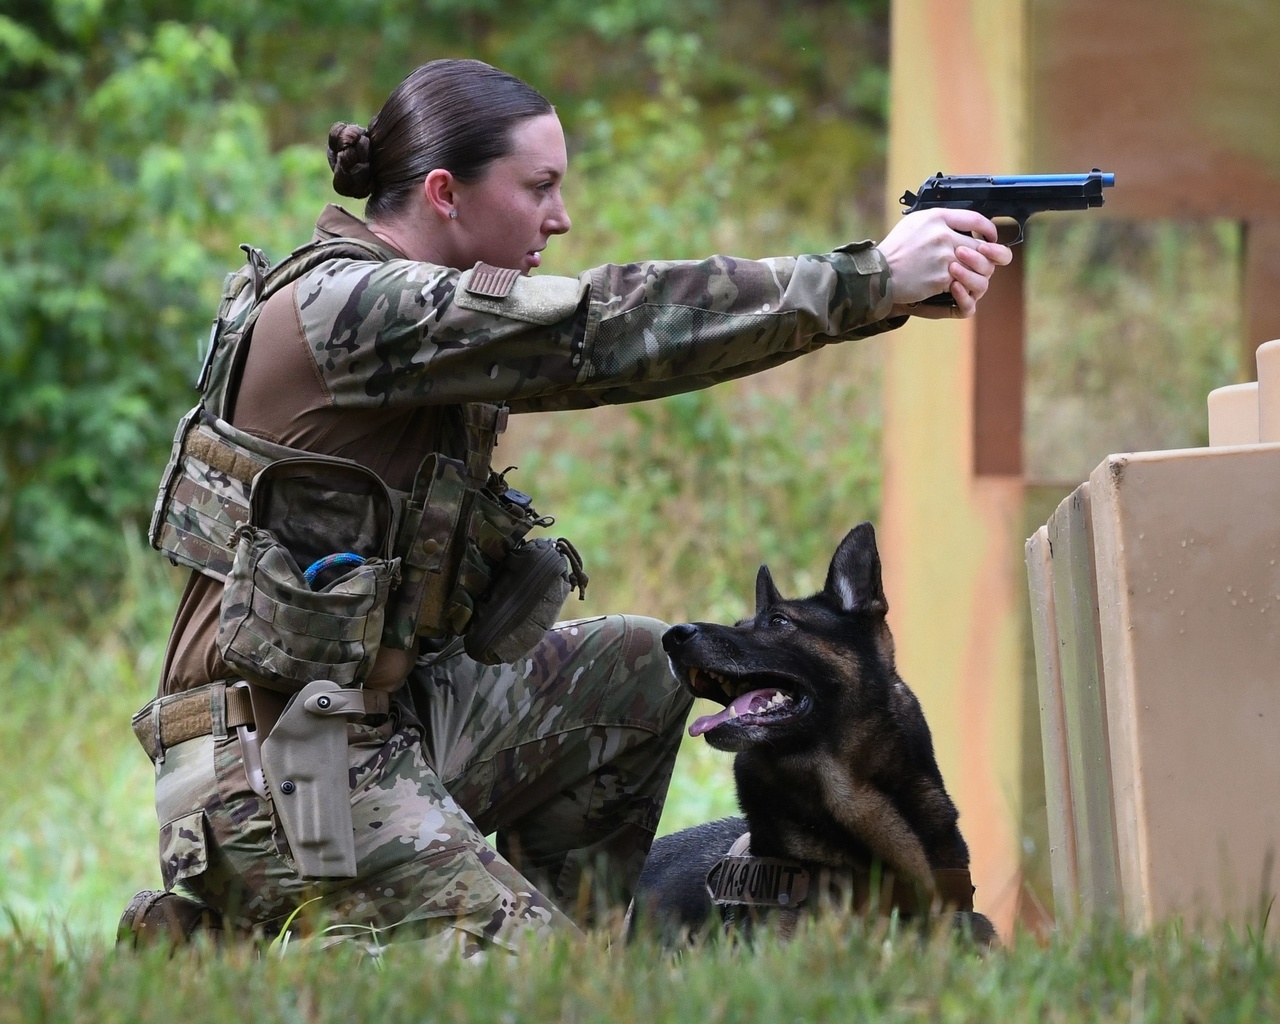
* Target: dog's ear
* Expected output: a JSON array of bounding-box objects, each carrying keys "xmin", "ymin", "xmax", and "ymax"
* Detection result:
[
  {"xmin": 825, "ymin": 522, "xmax": 888, "ymax": 616},
  {"xmin": 755, "ymin": 564, "xmax": 783, "ymax": 614}
]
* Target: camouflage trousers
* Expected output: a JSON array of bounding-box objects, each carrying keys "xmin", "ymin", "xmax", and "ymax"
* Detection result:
[{"xmin": 149, "ymin": 614, "xmax": 691, "ymax": 955}]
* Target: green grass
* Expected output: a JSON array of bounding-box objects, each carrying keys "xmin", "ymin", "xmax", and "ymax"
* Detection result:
[
  {"xmin": 0, "ymin": 533, "xmax": 169, "ymax": 942},
  {"xmin": 2, "ymin": 917, "xmax": 1277, "ymax": 1024}
]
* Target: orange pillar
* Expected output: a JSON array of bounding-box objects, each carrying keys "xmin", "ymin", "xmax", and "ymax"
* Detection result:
[{"xmin": 881, "ymin": 0, "xmax": 1029, "ymax": 938}]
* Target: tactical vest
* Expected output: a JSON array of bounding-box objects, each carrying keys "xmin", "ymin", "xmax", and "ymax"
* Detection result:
[{"xmin": 149, "ymin": 237, "xmax": 586, "ymax": 691}]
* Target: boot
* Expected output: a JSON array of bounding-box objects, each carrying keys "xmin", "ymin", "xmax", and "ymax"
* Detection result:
[{"xmin": 117, "ymin": 889, "xmax": 222, "ymax": 948}]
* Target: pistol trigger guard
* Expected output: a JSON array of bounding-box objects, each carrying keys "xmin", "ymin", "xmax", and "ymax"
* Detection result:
[{"xmin": 991, "ymin": 214, "xmax": 1029, "ymax": 247}]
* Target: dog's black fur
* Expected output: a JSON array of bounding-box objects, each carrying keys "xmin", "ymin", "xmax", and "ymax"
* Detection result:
[{"xmin": 631, "ymin": 523, "xmax": 995, "ymax": 944}]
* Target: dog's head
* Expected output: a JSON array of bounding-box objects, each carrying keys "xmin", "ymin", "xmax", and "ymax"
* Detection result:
[{"xmin": 663, "ymin": 522, "xmax": 896, "ymax": 754}]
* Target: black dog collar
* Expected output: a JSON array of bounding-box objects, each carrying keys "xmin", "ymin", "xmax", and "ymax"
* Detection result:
[{"xmin": 705, "ymin": 832, "xmax": 975, "ymax": 915}]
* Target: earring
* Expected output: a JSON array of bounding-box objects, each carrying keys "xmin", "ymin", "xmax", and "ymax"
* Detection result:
[{"xmin": 448, "ymin": 209, "xmax": 458, "ymax": 220}]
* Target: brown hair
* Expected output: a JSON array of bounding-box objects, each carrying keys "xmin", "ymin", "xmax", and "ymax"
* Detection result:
[{"xmin": 327, "ymin": 59, "xmax": 553, "ymax": 219}]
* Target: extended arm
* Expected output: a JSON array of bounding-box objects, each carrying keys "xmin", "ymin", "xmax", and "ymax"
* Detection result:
[{"xmin": 300, "ymin": 242, "xmax": 901, "ymax": 411}]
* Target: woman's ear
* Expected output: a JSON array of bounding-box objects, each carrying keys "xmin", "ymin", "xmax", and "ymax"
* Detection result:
[{"xmin": 422, "ymin": 168, "xmax": 458, "ymax": 221}]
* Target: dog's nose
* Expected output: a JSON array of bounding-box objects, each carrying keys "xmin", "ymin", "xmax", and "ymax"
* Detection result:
[{"xmin": 662, "ymin": 623, "xmax": 698, "ymax": 652}]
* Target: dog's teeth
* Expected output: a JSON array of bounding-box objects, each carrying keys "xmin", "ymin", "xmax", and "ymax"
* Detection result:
[
  {"xmin": 728, "ymin": 705, "xmax": 739, "ymax": 718},
  {"xmin": 693, "ymin": 669, "xmax": 716, "ymax": 694}
]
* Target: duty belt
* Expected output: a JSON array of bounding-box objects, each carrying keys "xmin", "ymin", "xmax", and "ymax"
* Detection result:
[{"xmin": 131, "ymin": 680, "xmax": 390, "ymax": 763}]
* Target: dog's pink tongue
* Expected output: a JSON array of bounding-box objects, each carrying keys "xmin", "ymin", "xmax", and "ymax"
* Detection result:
[{"xmin": 688, "ymin": 689, "xmax": 780, "ymax": 737}]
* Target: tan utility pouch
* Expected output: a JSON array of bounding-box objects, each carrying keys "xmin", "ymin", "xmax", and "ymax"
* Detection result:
[
  {"xmin": 217, "ymin": 457, "xmax": 400, "ymax": 693},
  {"xmin": 260, "ymin": 680, "xmax": 366, "ymax": 879},
  {"xmin": 464, "ymin": 537, "xmax": 588, "ymax": 665}
]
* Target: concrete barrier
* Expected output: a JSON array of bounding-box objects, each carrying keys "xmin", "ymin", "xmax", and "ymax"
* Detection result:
[{"xmin": 1028, "ymin": 342, "xmax": 1280, "ymax": 930}]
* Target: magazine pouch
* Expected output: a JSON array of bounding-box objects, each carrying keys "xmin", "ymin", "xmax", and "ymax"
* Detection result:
[
  {"xmin": 217, "ymin": 456, "xmax": 400, "ymax": 693},
  {"xmin": 382, "ymin": 453, "xmax": 475, "ymax": 649}
]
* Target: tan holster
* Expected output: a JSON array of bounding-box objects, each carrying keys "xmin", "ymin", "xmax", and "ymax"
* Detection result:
[{"xmin": 259, "ymin": 679, "xmax": 369, "ymax": 879}]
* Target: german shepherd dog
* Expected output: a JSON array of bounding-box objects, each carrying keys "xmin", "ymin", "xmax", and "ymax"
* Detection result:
[{"xmin": 630, "ymin": 523, "xmax": 995, "ymax": 945}]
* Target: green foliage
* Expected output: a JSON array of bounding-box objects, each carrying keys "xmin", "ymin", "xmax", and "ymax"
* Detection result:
[
  {"xmin": 0, "ymin": 15, "xmax": 327, "ymax": 580},
  {"xmin": 1025, "ymin": 219, "xmax": 1243, "ymax": 482},
  {"xmin": 516, "ymin": 375, "xmax": 882, "ymax": 626},
  {"xmin": 0, "ymin": 531, "xmax": 176, "ymax": 940}
]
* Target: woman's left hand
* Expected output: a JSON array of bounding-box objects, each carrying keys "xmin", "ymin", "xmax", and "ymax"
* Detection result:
[{"xmin": 890, "ymin": 237, "xmax": 1014, "ymax": 321}]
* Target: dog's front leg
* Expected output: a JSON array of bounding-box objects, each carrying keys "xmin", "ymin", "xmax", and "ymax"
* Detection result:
[{"xmin": 819, "ymin": 776, "xmax": 933, "ymax": 890}]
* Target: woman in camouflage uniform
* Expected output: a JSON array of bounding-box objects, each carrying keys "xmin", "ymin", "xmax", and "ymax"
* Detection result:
[{"xmin": 123, "ymin": 58, "xmax": 1011, "ymax": 956}]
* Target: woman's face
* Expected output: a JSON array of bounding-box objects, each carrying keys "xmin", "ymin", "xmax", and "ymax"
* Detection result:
[{"xmin": 452, "ymin": 112, "xmax": 572, "ymax": 274}]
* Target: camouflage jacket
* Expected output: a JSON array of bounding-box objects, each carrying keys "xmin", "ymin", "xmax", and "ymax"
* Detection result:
[
  {"xmin": 159, "ymin": 204, "xmax": 905, "ymax": 695},
  {"xmin": 300, "ymin": 205, "xmax": 902, "ymax": 412}
]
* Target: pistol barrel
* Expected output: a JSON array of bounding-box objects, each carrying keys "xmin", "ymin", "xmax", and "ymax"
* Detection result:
[{"xmin": 900, "ymin": 170, "xmax": 1115, "ymax": 214}]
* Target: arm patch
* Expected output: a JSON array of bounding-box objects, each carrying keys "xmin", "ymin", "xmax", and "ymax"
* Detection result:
[
  {"xmin": 455, "ymin": 263, "xmax": 587, "ymax": 325},
  {"xmin": 464, "ymin": 263, "xmax": 520, "ymax": 299}
]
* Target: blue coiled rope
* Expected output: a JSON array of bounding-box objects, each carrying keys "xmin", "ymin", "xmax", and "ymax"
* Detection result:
[{"xmin": 303, "ymin": 552, "xmax": 366, "ymax": 587}]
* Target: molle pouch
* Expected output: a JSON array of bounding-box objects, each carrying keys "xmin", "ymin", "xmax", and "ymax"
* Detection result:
[
  {"xmin": 217, "ymin": 457, "xmax": 400, "ymax": 693},
  {"xmin": 149, "ymin": 406, "xmax": 256, "ymax": 581},
  {"xmin": 438, "ymin": 473, "xmax": 548, "ymax": 642},
  {"xmin": 463, "ymin": 538, "xmax": 589, "ymax": 665},
  {"xmin": 382, "ymin": 454, "xmax": 475, "ymax": 648},
  {"xmin": 149, "ymin": 410, "xmax": 307, "ymax": 583}
]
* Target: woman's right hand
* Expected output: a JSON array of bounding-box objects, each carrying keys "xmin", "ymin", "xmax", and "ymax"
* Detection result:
[{"xmin": 877, "ymin": 208, "xmax": 1013, "ymax": 319}]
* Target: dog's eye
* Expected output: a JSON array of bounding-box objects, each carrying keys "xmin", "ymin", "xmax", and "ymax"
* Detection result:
[{"xmin": 769, "ymin": 613, "xmax": 790, "ymax": 628}]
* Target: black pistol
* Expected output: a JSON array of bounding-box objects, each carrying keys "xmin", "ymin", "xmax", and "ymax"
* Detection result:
[{"xmin": 899, "ymin": 169, "xmax": 1115, "ymax": 306}]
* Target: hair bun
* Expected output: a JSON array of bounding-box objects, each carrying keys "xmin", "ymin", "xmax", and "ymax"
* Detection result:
[{"xmin": 327, "ymin": 121, "xmax": 374, "ymax": 199}]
